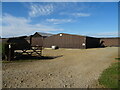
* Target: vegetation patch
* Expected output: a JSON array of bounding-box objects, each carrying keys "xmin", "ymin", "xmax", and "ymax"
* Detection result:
[
  {"xmin": 115, "ymin": 58, "xmax": 120, "ymax": 61},
  {"xmin": 98, "ymin": 62, "xmax": 119, "ymax": 88}
]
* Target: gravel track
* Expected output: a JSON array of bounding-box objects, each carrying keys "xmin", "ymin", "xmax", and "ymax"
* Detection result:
[{"xmin": 2, "ymin": 47, "xmax": 118, "ymax": 88}]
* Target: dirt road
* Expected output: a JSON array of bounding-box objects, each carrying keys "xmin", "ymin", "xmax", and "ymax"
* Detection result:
[{"xmin": 2, "ymin": 47, "xmax": 118, "ymax": 88}]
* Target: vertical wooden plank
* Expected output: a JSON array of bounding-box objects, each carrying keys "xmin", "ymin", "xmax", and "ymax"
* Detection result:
[{"xmin": 7, "ymin": 44, "xmax": 14, "ymax": 61}]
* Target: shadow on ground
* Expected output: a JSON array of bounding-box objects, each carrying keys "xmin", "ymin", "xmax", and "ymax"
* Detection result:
[{"xmin": 13, "ymin": 55, "xmax": 63, "ymax": 61}]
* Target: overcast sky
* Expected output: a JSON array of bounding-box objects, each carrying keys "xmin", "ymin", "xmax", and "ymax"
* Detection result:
[{"xmin": 2, "ymin": 2, "xmax": 118, "ymax": 38}]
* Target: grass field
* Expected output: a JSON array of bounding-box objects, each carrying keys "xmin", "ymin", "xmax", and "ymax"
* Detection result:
[{"xmin": 98, "ymin": 60, "xmax": 119, "ymax": 88}]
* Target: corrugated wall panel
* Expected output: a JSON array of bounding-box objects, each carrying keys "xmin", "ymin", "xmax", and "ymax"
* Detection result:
[
  {"xmin": 31, "ymin": 33, "xmax": 43, "ymax": 47},
  {"xmin": 31, "ymin": 37, "xmax": 43, "ymax": 46},
  {"xmin": 86, "ymin": 37, "xmax": 100, "ymax": 48},
  {"xmin": 100, "ymin": 38, "xmax": 119, "ymax": 47},
  {"xmin": 43, "ymin": 33, "xmax": 86, "ymax": 49}
]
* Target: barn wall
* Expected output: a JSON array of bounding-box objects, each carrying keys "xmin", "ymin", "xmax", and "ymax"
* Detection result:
[
  {"xmin": 86, "ymin": 37, "xmax": 100, "ymax": 48},
  {"xmin": 7, "ymin": 38, "xmax": 31, "ymax": 50},
  {"xmin": 43, "ymin": 33, "xmax": 86, "ymax": 49},
  {"xmin": 100, "ymin": 38, "xmax": 119, "ymax": 47},
  {"xmin": 31, "ymin": 37, "xmax": 43, "ymax": 46},
  {"xmin": 25, "ymin": 36, "xmax": 30, "ymax": 44},
  {"xmin": 31, "ymin": 33, "xmax": 43, "ymax": 46}
]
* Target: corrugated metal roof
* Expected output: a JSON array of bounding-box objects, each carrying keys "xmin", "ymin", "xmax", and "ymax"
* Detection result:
[
  {"xmin": 57, "ymin": 33, "xmax": 86, "ymax": 37},
  {"xmin": 36, "ymin": 32, "xmax": 53, "ymax": 37}
]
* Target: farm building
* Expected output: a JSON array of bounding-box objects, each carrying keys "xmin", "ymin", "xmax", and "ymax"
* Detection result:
[
  {"xmin": 2, "ymin": 32, "xmax": 119, "ymax": 51},
  {"xmin": 43, "ymin": 33, "xmax": 100, "ymax": 49},
  {"xmin": 2, "ymin": 36, "xmax": 31, "ymax": 60},
  {"xmin": 31, "ymin": 32, "xmax": 53, "ymax": 47},
  {"xmin": 4, "ymin": 36, "xmax": 31, "ymax": 50},
  {"xmin": 100, "ymin": 37, "xmax": 120, "ymax": 47},
  {"xmin": 2, "ymin": 35, "xmax": 44, "ymax": 60}
]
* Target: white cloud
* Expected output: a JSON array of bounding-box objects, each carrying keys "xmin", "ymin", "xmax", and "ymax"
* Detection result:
[
  {"xmin": 95, "ymin": 32, "xmax": 118, "ymax": 36},
  {"xmin": 2, "ymin": 0, "xmax": 119, "ymax": 2},
  {"xmin": 2, "ymin": 14, "xmax": 63, "ymax": 38},
  {"xmin": 29, "ymin": 3, "xmax": 54, "ymax": 17},
  {"xmin": 72, "ymin": 13, "xmax": 91, "ymax": 17},
  {"xmin": 46, "ymin": 18, "xmax": 74, "ymax": 24},
  {"xmin": 60, "ymin": 12, "xmax": 91, "ymax": 17}
]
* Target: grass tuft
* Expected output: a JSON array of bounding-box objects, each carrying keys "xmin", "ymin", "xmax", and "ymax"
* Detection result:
[
  {"xmin": 98, "ymin": 62, "xmax": 119, "ymax": 88},
  {"xmin": 115, "ymin": 58, "xmax": 120, "ymax": 61}
]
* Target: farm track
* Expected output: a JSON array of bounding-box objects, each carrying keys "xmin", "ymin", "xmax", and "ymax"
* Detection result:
[{"xmin": 2, "ymin": 47, "xmax": 118, "ymax": 88}]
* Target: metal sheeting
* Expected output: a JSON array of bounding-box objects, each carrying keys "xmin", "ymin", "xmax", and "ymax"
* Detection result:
[
  {"xmin": 31, "ymin": 32, "xmax": 43, "ymax": 47},
  {"xmin": 100, "ymin": 38, "xmax": 119, "ymax": 47},
  {"xmin": 31, "ymin": 37, "xmax": 43, "ymax": 47},
  {"xmin": 43, "ymin": 33, "xmax": 86, "ymax": 49},
  {"xmin": 86, "ymin": 37, "xmax": 100, "ymax": 48}
]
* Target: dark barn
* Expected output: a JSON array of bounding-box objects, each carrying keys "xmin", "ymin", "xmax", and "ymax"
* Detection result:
[
  {"xmin": 2, "ymin": 35, "xmax": 44, "ymax": 60},
  {"xmin": 31, "ymin": 32, "xmax": 53, "ymax": 47},
  {"xmin": 2, "ymin": 36, "xmax": 31, "ymax": 60},
  {"xmin": 31, "ymin": 33, "xmax": 43, "ymax": 47},
  {"xmin": 24, "ymin": 36, "xmax": 31, "ymax": 44},
  {"xmin": 43, "ymin": 33, "xmax": 100, "ymax": 49},
  {"xmin": 86, "ymin": 37, "xmax": 100, "ymax": 48},
  {"xmin": 7, "ymin": 36, "xmax": 31, "ymax": 50},
  {"xmin": 100, "ymin": 37, "xmax": 120, "ymax": 47}
]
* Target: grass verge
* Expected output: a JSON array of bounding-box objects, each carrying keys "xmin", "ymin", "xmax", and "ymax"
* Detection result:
[
  {"xmin": 98, "ymin": 61, "xmax": 119, "ymax": 88},
  {"xmin": 115, "ymin": 58, "xmax": 120, "ymax": 61}
]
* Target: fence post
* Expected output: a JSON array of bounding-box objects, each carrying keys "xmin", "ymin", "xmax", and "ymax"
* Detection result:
[
  {"xmin": 8, "ymin": 44, "xmax": 11, "ymax": 61},
  {"xmin": 7, "ymin": 44, "xmax": 14, "ymax": 61}
]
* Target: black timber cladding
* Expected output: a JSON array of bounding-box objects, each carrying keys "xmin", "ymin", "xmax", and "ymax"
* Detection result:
[
  {"xmin": 31, "ymin": 32, "xmax": 53, "ymax": 47},
  {"xmin": 2, "ymin": 32, "xmax": 119, "ymax": 49},
  {"xmin": 86, "ymin": 37, "xmax": 100, "ymax": 48},
  {"xmin": 43, "ymin": 33, "xmax": 86, "ymax": 49},
  {"xmin": 100, "ymin": 37, "xmax": 120, "ymax": 47},
  {"xmin": 4, "ymin": 36, "xmax": 31, "ymax": 50},
  {"xmin": 31, "ymin": 32, "xmax": 43, "ymax": 46}
]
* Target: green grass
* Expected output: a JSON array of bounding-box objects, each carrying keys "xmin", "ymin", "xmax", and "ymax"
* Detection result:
[
  {"xmin": 98, "ymin": 62, "xmax": 119, "ymax": 88},
  {"xmin": 115, "ymin": 58, "xmax": 120, "ymax": 60}
]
